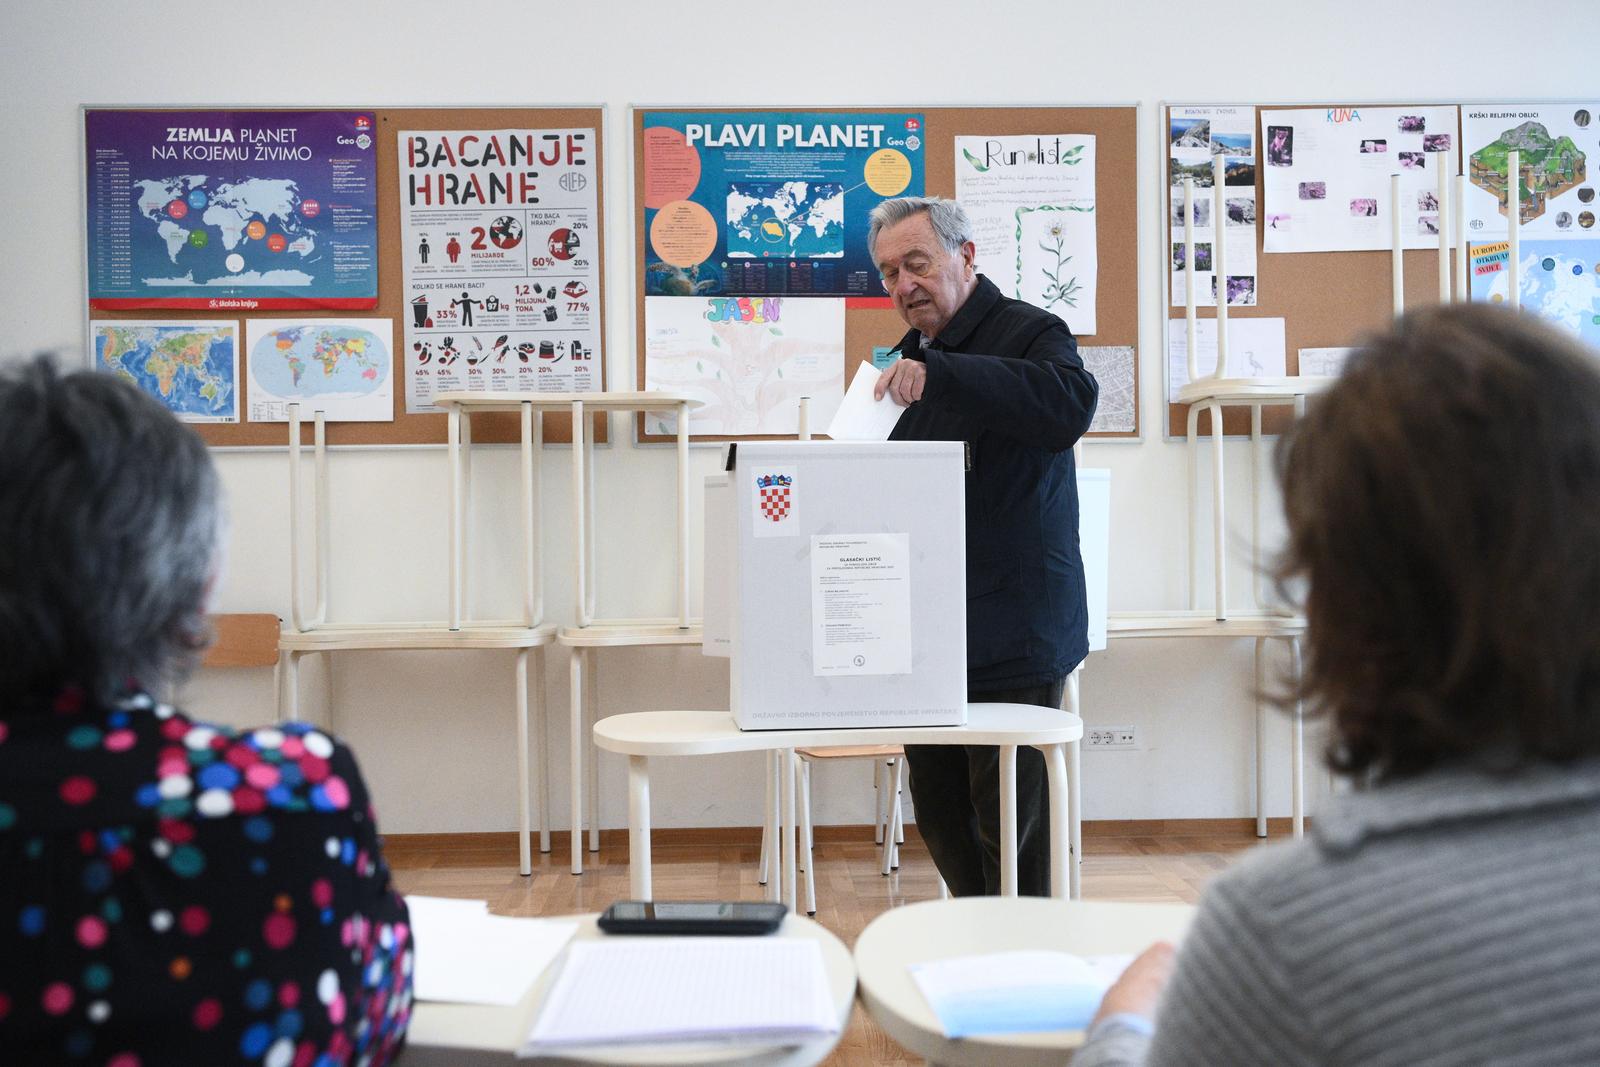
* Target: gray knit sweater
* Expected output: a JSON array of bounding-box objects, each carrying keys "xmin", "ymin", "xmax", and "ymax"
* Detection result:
[{"xmin": 1073, "ymin": 759, "xmax": 1600, "ymax": 1067}]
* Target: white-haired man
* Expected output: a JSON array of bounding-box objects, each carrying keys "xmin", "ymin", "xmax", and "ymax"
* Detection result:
[{"xmin": 869, "ymin": 195, "xmax": 1097, "ymax": 896}]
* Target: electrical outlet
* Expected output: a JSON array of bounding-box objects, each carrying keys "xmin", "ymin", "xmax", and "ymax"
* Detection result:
[{"xmin": 1086, "ymin": 726, "xmax": 1138, "ymax": 749}]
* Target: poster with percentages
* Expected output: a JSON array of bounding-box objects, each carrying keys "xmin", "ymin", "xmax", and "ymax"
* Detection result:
[
  {"xmin": 398, "ymin": 127, "xmax": 600, "ymax": 413},
  {"xmin": 84, "ymin": 110, "xmax": 379, "ymax": 310}
]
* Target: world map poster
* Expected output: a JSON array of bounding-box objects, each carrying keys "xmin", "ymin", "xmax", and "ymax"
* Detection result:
[
  {"xmin": 641, "ymin": 111, "xmax": 924, "ymax": 299},
  {"xmin": 85, "ymin": 109, "xmax": 379, "ymax": 310}
]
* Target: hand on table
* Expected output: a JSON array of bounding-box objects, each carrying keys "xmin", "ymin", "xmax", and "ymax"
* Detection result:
[
  {"xmin": 874, "ymin": 359, "xmax": 926, "ymax": 406},
  {"xmin": 1090, "ymin": 941, "xmax": 1176, "ymax": 1028}
]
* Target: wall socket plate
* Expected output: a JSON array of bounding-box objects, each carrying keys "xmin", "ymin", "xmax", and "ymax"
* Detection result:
[{"xmin": 1085, "ymin": 725, "xmax": 1138, "ymax": 749}]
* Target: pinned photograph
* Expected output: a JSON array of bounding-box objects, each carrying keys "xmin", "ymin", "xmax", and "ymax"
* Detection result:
[
  {"xmin": 1398, "ymin": 115, "xmax": 1427, "ymax": 133},
  {"xmin": 1223, "ymin": 157, "xmax": 1256, "ymax": 187},
  {"xmin": 1266, "ymin": 125, "xmax": 1293, "ymax": 167},
  {"xmin": 1350, "ymin": 198, "xmax": 1379, "ymax": 217},
  {"xmin": 1213, "ymin": 275, "xmax": 1257, "ymax": 306},
  {"xmin": 1170, "ymin": 197, "xmax": 1212, "ymax": 228},
  {"xmin": 1359, "ymin": 139, "xmax": 1388, "ymax": 153},
  {"xmin": 1418, "ymin": 191, "xmax": 1439, "ymax": 212},
  {"xmin": 1171, "ymin": 241, "xmax": 1213, "ymax": 273},
  {"xmin": 1171, "ymin": 116, "xmax": 1210, "ymax": 149},
  {"xmin": 1418, "ymin": 215, "xmax": 1440, "ymax": 235},
  {"xmin": 1211, "ymin": 131, "xmax": 1253, "ymax": 156},
  {"xmin": 1423, "ymin": 134, "xmax": 1452, "ymax": 152},
  {"xmin": 1299, "ymin": 182, "xmax": 1327, "ymax": 201},
  {"xmin": 1170, "ymin": 156, "xmax": 1215, "ymax": 188},
  {"xmin": 1225, "ymin": 197, "xmax": 1256, "ymax": 227},
  {"xmin": 1399, "ymin": 151, "xmax": 1425, "ymax": 170},
  {"xmin": 1265, "ymin": 213, "xmax": 1291, "ymax": 230}
]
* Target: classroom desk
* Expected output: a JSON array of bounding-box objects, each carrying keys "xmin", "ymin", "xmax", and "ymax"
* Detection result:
[
  {"xmin": 854, "ymin": 897, "xmax": 1196, "ymax": 1067},
  {"xmin": 591, "ymin": 704, "xmax": 1085, "ymax": 907},
  {"xmin": 404, "ymin": 912, "xmax": 855, "ymax": 1066}
]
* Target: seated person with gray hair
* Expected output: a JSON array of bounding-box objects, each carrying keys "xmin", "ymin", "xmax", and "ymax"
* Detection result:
[
  {"xmin": 0, "ymin": 359, "xmax": 412, "ymax": 1064},
  {"xmin": 1076, "ymin": 305, "xmax": 1600, "ymax": 1066}
]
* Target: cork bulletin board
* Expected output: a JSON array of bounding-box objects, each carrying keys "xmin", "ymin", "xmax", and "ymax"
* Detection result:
[
  {"xmin": 82, "ymin": 106, "xmax": 608, "ymax": 448},
  {"xmin": 632, "ymin": 105, "xmax": 1140, "ymax": 443},
  {"xmin": 1161, "ymin": 102, "xmax": 1463, "ymax": 437}
]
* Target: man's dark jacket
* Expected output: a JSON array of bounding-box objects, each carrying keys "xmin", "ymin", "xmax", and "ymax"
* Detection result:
[{"xmin": 888, "ymin": 274, "xmax": 1098, "ymax": 689}]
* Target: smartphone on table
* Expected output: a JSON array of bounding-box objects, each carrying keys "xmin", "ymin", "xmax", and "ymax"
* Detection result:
[{"xmin": 597, "ymin": 900, "xmax": 788, "ymax": 936}]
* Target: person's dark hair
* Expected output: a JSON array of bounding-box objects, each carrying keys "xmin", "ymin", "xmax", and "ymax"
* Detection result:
[
  {"xmin": 0, "ymin": 356, "xmax": 221, "ymax": 709},
  {"xmin": 1276, "ymin": 304, "xmax": 1600, "ymax": 780}
]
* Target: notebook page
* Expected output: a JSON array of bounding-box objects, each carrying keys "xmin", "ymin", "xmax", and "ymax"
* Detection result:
[{"xmin": 523, "ymin": 937, "xmax": 837, "ymax": 1050}]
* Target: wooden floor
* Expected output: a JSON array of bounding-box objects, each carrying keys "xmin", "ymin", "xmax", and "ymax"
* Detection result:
[{"xmin": 388, "ymin": 823, "xmax": 1274, "ymax": 1066}]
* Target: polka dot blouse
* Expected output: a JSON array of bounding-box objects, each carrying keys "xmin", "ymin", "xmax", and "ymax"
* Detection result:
[{"xmin": 0, "ymin": 687, "xmax": 412, "ymax": 1065}]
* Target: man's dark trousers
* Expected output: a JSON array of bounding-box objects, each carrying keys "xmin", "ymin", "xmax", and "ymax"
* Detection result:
[{"xmin": 905, "ymin": 675, "xmax": 1069, "ymax": 897}]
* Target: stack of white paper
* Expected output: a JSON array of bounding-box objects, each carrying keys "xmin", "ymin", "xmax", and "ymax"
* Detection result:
[
  {"xmin": 404, "ymin": 895, "xmax": 578, "ymax": 1007},
  {"xmin": 523, "ymin": 937, "xmax": 838, "ymax": 1051},
  {"xmin": 909, "ymin": 949, "xmax": 1133, "ymax": 1037}
]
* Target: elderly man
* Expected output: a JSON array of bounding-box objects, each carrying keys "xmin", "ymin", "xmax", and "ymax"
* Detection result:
[{"xmin": 870, "ymin": 195, "xmax": 1097, "ymax": 896}]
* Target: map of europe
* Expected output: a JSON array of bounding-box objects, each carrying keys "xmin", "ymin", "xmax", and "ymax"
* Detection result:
[
  {"xmin": 94, "ymin": 323, "xmax": 236, "ymax": 420},
  {"xmin": 726, "ymin": 181, "xmax": 844, "ymax": 258},
  {"xmin": 250, "ymin": 325, "xmax": 390, "ymax": 398},
  {"xmin": 1474, "ymin": 241, "xmax": 1600, "ymax": 350},
  {"xmin": 134, "ymin": 176, "xmax": 319, "ymax": 287}
]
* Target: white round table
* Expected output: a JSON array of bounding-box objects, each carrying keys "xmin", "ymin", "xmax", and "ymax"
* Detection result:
[
  {"xmin": 854, "ymin": 897, "xmax": 1195, "ymax": 1067},
  {"xmin": 593, "ymin": 704, "xmax": 1085, "ymax": 906},
  {"xmin": 406, "ymin": 912, "xmax": 855, "ymax": 1066}
]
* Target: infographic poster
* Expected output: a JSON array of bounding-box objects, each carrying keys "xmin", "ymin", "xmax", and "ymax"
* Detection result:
[
  {"xmin": 244, "ymin": 318, "xmax": 395, "ymax": 423},
  {"xmin": 641, "ymin": 112, "xmax": 925, "ymax": 298},
  {"xmin": 85, "ymin": 110, "xmax": 379, "ymax": 310},
  {"xmin": 1167, "ymin": 105, "xmax": 1258, "ymax": 308},
  {"xmin": 1463, "ymin": 103, "xmax": 1596, "ymax": 241},
  {"xmin": 955, "ymin": 134, "xmax": 1099, "ymax": 334},
  {"xmin": 1260, "ymin": 106, "xmax": 1460, "ymax": 253},
  {"xmin": 397, "ymin": 128, "xmax": 601, "ymax": 412},
  {"xmin": 90, "ymin": 320, "xmax": 239, "ymax": 422}
]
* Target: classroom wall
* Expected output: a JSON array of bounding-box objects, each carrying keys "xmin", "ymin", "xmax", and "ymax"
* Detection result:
[{"xmin": 2, "ymin": 1, "xmax": 1593, "ymax": 833}]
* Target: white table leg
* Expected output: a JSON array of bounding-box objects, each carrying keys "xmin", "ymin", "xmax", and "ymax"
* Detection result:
[
  {"xmin": 1255, "ymin": 635, "xmax": 1269, "ymax": 839},
  {"xmin": 447, "ymin": 407, "xmax": 462, "ymax": 631},
  {"xmin": 759, "ymin": 750, "xmax": 775, "ymax": 890},
  {"xmin": 1067, "ymin": 739, "xmax": 1082, "ymax": 900},
  {"xmin": 281, "ymin": 650, "xmax": 302, "ymax": 723},
  {"xmin": 586, "ymin": 650, "xmax": 600, "ymax": 854},
  {"xmin": 569, "ymin": 647, "xmax": 584, "ymax": 875},
  {"xmin": 1000, "ymin": 744, "xmax": 1018, "ymax": 897},
  {"xmin": 628, "ymin": 754, "xmax": 651, "ymax": 900},
  {"xmin": 535, "ymin": 646, "xmax": 550, "ymax": 854},
  {"xmin": 515, "ymin": 649, "xmax": 531, "ymax": 876},
  {"xmin": 1211, "ymin": 400, "xmax": 1227, "ymax": 621},
  {"xmin": 782, "ymin": 746, "xmax": 797, "ymax": 911},
  {"xmin": 1291, "ymin": 637, "xmax": 1305, "ymax": 838},
  {"xmin": 1044, "ymin": 743, "xmax": 1070, "ymax": 900}
]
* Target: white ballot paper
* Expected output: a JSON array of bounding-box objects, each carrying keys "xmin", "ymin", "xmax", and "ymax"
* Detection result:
[
  {"xmin": 910, "ymin": 950, "xmax": 1134, "ymax": 1037},
  {"xmin": 405, "ymin": 895, "xmax": 577, "ymax": 1006},
  {"xmin": 523, "ymin": 938, "xmax": 837, "ymax": 1051},
  {"xmin": 826, "ymin": 360, "xmax": 905, "ymax": 441},
  {"xmin": 810, "ymin": 533, "xmax": 912, "ymax": 676}
]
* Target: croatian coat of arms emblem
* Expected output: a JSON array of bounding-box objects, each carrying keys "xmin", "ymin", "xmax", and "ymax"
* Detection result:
[{"xmin": 755, "ymin": 473, "xmax": 792, "ymax": 522}]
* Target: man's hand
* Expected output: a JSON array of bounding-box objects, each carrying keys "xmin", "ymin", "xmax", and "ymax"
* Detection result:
[
  {"xmin": 874, "ymin": 358, "xmax": 927, "ymax": 407},
  {"xmin": 1090, "ymin": 941, "xmax": 1176, "ymax": 1027}
]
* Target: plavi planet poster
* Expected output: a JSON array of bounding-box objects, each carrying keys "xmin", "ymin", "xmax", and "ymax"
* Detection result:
[{"xmin": 245, "ymin": 318, "xmax": 394, "ymax": 422}]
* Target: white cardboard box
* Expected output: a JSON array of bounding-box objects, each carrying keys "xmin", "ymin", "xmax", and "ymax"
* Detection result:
[{"xmin": 722, "ymin": 441, "xmax": 967, "ymax": 730}]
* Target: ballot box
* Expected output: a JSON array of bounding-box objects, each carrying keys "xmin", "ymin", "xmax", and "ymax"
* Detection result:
[{"xmin": 709, "ymin": 441, "xmax": 967, "ymax": 731}]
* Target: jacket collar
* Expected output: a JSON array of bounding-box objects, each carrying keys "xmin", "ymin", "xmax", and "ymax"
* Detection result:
[
  {"xmin": 1313, "ymin": 757, "xmax": 1600, "ymax": 854},
  {"xmin": 890, "ymin": 274, "xmax": 1001, "ymax": 356}
]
